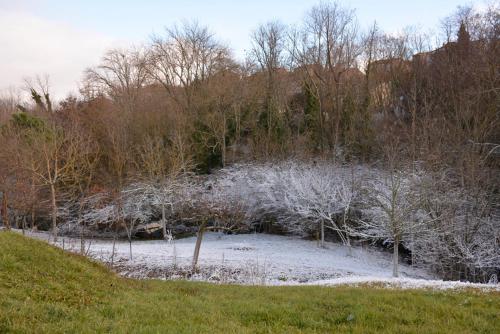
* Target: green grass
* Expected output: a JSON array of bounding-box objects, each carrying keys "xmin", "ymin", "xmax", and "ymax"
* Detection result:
[{"xmin": 0, "ymin": 231, "xmax": 498, "ymax": 334}]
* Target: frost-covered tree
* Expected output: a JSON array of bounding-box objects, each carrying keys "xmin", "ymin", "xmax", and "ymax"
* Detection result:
[
  {"xmin": 121, "ymin": 186, "xmax": 153, "ymax": 259},
  {"xmin": 413, "ymin": 179, "xmax": 500, "ymax": 282},
  {"xmin": 201, "ymin": 161, "xmax": 361, "ymax": 247},
  {"xmin": 82, "ymin": 185, "xmax": 153, "ymax": 260},
  {"xmin": 188, "ymin": 174, "xmax": 248, "ymax": 272},
  {"xmin": 136, "ymin": 135, "xmax": 191, "ymax": 240},
  {"xmin": 246, "ymin": 161, "xmax": 358, "ymax": 247},
  {"xmin": 136, "ymin": 180, "xmax": 179, "ymax": 240},
  {"xmin": 355, "ymin": 169, "xmax": 430, "ymax": 277},
  {"xmin": 212, "ymin": 164, "xmax": 269, "ymax": 223}
]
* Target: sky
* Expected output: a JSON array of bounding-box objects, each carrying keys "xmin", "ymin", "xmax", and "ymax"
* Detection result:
[{"xmin": 0, "ymin": 0, "xmax": 487, "ymax": 100}]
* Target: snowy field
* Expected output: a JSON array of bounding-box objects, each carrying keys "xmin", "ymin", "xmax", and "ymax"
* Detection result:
[{"xmin": 21, "ymin": 230, "xmax": 500, "ymax": 291}]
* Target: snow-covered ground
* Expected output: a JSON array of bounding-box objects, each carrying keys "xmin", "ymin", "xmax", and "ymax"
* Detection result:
[{"xmin": 20, "ymin": 230, "xmax": 499, "ymax": 290}]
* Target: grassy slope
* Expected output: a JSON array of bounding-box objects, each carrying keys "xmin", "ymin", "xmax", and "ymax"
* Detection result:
[{"xmin": 0, "ymin": 232, "xmax": 498, "ymax": 334}]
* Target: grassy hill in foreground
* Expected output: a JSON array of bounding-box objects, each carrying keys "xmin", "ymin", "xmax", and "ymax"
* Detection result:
[{"xmin": 0, "ymin": 232, "xmax": 498, "ymax": 333}]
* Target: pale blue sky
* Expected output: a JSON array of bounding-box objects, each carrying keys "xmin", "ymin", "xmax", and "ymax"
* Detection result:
[
  {"xmin": 0, "ymin": 0, "xmax": 487, "ymax": 98},
  {"xmin": 34, "ymin": 0, "xmax": 479, "ymax": 53}
]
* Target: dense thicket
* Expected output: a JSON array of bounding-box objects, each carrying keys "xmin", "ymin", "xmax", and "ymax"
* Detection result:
[{"xmin": 0, "ymin": 2, "xmax": 498, "ymax": 282}]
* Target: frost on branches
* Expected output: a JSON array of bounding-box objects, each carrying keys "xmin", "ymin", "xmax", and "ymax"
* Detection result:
[
  {"xmin": 353, "ymin": 169, "xmax": 433, "ymax": 277},
  {"xmin": 252, "ymin": 161, "xmax": 358, "ymax": 246},
  {"xmin": 411, "ymin": 180, "xmax": 500, "ymax": 282},
  {"xmin": 211, "ymin": 162, "xmax": 360, "ymax": 246},
  {"xmin": 59, "ymin": 161, "xmax": 498, "ymax": 283}
]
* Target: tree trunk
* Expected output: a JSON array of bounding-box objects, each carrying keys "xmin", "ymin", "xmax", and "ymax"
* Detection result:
[
  {"xmin": 1, "ymin": 192, "xmax": 9, "ymax": 230},
  {"xmin": 393, "ymin": 234, "xmax": 400, "ymax": 277},
  {"xmin": 80, "ymin": 224, "xmax": 85, "ymax": 254},
  {"xmin": 79, "ymin": 206, "xmax": 85, "ymax": 254},
  {"xmin": 192, "ymin": 222, "xmax": 206, "ymax": 272},
  {"xmin": 111, "ymin": 235, "xmax": 117, "ymax": 266},
  {"xmin": 128, "ymin": 237, "xmax": 133, "ymax": 260},
  {"xmin": 318, "ymin": 92, "xmax": 324, "ymax": 152},
  {"xmin": 126, "ymin": 218, "xmax": 134, "ymax": 260},
  {"xmin": 267, "ymin": 89, "xmax": 272, "ymax": 158},
  {"xmin": 31, "ymin": 208, "xmax": 35, "ymax": 230},
  {"xmin": 320, "ymin": 220, "xmax": 325, "ymax": 248},
  {"xmin": 333, "ymin": 79, "xmax": 342, "ymax": 159},
  {"xmin": 221, "ymin": 114, "xmax": 226, "ymax": 167},
  {"xmin": 343, "ymin": 210, "xmax": 352, "ymax": 256},
  {"xmin": 161, "ymin": 202, "xmax": 167, "ymax": 240},
  {"xmin": 31, "ymin": 175, "xmax": 36, "ymax": 230},
  {"xmin": 50, "ymin": 183, "xmax": 57, "ymax": 241},
  {"xmin": 172, "ymin": 240, "xmax": 177, "ymax": 269}
]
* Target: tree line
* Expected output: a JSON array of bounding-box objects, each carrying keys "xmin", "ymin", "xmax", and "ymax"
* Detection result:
[{"xmin": 0, "ymin": 2, "xmax": 498, "ymax": 282}]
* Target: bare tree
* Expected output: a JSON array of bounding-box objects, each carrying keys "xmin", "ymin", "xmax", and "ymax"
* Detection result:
[
  {"xmin": 137, "ymin": 135, "xmax": 186, "ymax": 239},
  {"xmin": 196, "ymin": 66, "xmax": 241, "ymax": 167},
  {"xmin": 414, "ymin": 171, "xmax": 500, "ymax": 282},
  {"xmin": 0, "ymin": 126, "xmax": 14, "ymax": 230},
  {"xmin": 148, "ymin": 21, "xmax": 231, "ymax": 112},
  {"xmin": 289, "ymin": 1, "xmax": 361, "ymax": 152},
  {"xmin": 14, "ymin": 121, "xmax": 86, "ymax": 241},
  {"xmin": 186, "ymin": 175, "xmax": 247, "ymax": 273},
  {"xmin": 250, "ymin": 21, "xmax": 287, "ymax": 155},
  {"xmin": 355, "ymin": 168, "xmax": 431, "ymax": 277},
  {"xmin": 81, "ymin": 186, "xmax": 152, "ymax": 261},
  {"xmin": 255, "ymin": 161, "xmax": 357, "ymax": 247},
  {"xmin": 63, "ymin": 117, "xmax": 100, "ymax": 254},
  {"xmin": 122, "ymin": 187, "xmax": 153, "ymax": 260},
  {"xmin": 85, "ymin": 47, "xmax": 148, "ymax": 111}
]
